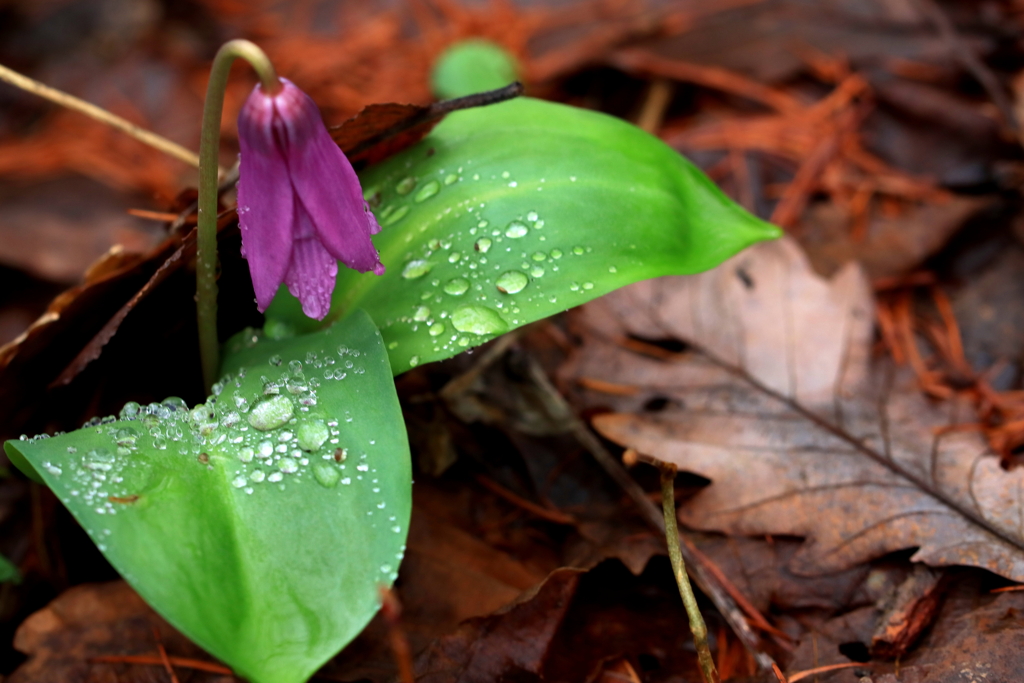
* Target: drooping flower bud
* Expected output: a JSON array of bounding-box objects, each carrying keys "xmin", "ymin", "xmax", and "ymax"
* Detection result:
[{"xmin": 237, "ymin": 78, "xmax": 384, "ymax": 320}]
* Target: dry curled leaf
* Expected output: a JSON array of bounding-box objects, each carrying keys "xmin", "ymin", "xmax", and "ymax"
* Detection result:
[
  {"xmin": 10, "ymin": 581, "xmax": 227, "ymax": 683},
  {"xmin": 565, "ymin": 237, "xmax": 1024, "ymax": 582}
]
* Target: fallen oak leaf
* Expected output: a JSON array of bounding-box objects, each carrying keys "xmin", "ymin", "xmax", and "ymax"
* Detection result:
[{"xmin": 565, "ymin": 237, "xmax": 1024, "ymax": 582}]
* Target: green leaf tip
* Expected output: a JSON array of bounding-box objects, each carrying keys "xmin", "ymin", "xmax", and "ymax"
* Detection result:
[
  {"xmin": 266, "ymin": 96, "xmax": 780, "ymax": 374},
  {"xmin": 431, "ymin": 39, "xmax": 521, "ymax": 99},
  {"xmin": 8, "ymin": 310, "xmax": 411, "ymax": 683}
]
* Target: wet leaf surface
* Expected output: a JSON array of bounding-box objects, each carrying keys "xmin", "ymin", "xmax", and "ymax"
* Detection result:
[
  {"xmin": 7, "ymin": 311, "xmax": 412, "ymax": 683},
  {"xmin": 268, "ymin": 97, "xmax": 779, "ymax": 373}
]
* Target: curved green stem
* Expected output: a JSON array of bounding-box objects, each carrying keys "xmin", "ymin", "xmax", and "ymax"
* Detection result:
[{"xmin": 196, "ymin": 40, "xmax": 279, "ymax": 393}]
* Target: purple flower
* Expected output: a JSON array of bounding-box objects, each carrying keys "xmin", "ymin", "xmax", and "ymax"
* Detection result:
[{"xmin": 236, "ymin": 77, "xmax": 384, "ymax": 320}]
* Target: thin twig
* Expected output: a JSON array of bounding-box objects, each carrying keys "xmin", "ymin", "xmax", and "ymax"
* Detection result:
[
  {"xmin": 0, "ymin": 62, "xmax": 207, "ymax": 171},
  {"xmin": 475, "ymin": 474, "xmax": 577, "ymax": 525},
  {"xmin": 89, "ymin": 654, "xmax": 232, "ymax": 675},
  {"xmin": 787, "ymin": 662, "xmax": 862, "ymax": 682},
  {"xmin": 658, "ymin": 462, "xmax": 719, "ymax": 683},
  {"xmin": 152, "ymin": 627, "xmax": 181, "ymax": 683},
  {"xmin": 519, "ymin": 356, "xmax": 776, "ymax": 671},
  {"xmin": 636, "ymin": 78, "xmax": 674, "ymax": 134}
]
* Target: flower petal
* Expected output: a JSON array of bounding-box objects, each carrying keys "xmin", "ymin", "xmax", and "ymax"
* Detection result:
[
  {"xmin": 273, "ymin": 81, "xmax": 384, "ymax": 274},
  {"xmin": 283, "ymin": 201, "xmax": 339, "ymax": 320},
  {"xmin": 237, "ymin": 84, "xmax": 295, "ymax": 312}
]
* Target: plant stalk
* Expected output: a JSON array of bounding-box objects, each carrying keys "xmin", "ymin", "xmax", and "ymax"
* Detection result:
[
  {"xmin": 660, "ymin": 463, "xmax": 719, "ymax": 683},
  {"xmin": 196, "ymin": 40, "xmax": 279, "ymax": 392},
  {"xmin": 0, "ymin": 62, "xmax": 208, "ymax": 170}
]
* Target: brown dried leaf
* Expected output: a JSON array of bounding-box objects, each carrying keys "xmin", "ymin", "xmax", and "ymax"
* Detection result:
[
  {"xmin": 413, "ymin": 567, "xmax": 581, "ymax": 683},
  {"xmin": 564, "ymin": 237, "xmax": 1024, "ymax": 581},
  {"xmin": 330, "ymin": 83, "xmax": 524, "ymax": 167},
  {"xmin": 874, "ymin": 575, "xmax": 1024, "ymax": 683},
  {"xmin": 10, "ymin": 581, "xmax": 228, "ymax": 683}
]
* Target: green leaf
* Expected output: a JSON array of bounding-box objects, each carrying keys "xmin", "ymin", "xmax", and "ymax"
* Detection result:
[
  {"xmin": 265, "ymin": 97, "xmax": 780, "ymax": 374},
  {"xmin": 5, "ymin": 310, "xmax": 411, "ymax": 683},
  {"xmin": 431, "ymin": 39, "xmax": 520, "ymax": 99}
]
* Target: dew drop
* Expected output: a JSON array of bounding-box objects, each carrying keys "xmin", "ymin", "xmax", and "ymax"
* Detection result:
[
  {"xmin": 609, "ymin": 265, "xmax": 618, "ymax": 273},
  {"xmin": 119, "ymin": 401, "xmax": 140, "ymax": 420},
  {"xmin": 428, "ymin": 322, "xmax": 445, "ymax": 336},
  {"xmin": 297, "ymin": 419, "xmax": 329, "ymax": 452},
  {"xmin": 527, "ymin": 211, "xmax": 538, "ymax": 221},
  {"xmin": 239, "ymin": 446, "xmax": 255, "ymax": 463},
  {"xmin": 250, "ymin": 469, "xmax": 266, "ymax": 483},
  {"xmin": 451, "ymin": 305, "xmax": 509, "ymax": 335},
  {"xmin": 550, "ymin": 248, "xmax": 563, "ymax": 259},
  {"xmin": 409, "ymin": 355, "xmax": 420, "ymax": 367},
  {"xmin": 475, "ymin": 237, "xmax": 492, "ymax": 253},
  {"xmin": 505, "ymin": 221, "xmax": 529, "ymax": 239},
  {"xmin": 231, "ymin": 476, "xmax": 247, "ymax": 489},
  {"xmin": 443, "ymin": 278, "xmax": 470, "ymax": 296},
  {"xmin": 530, "ymin": 265, "xmax": 545, "ymax": 278},
  {"xmin": 248, "ymin": 395, "xmax": 294, "ymax": 431},
  {"xmin": 414, "ymin": 180, "xmax": 440, "ymax": 202},
  {"xmin": 268, "ymin": 472, "xmax": 284, "ymax": 483},
  {"xmin": 531, "ymin": 251, "xmax": 547, "ymax": 262},
  {"xmin": 495, "ymin": 270, "xmax": 528, "ymax": 294},
  {"xmin": 413, "ymin": 306, "xmax": 430, "ymax": 321},
  {"xmin": 257, "ymin": 440, "xmax": 274, "ymax": 458},
  {"xmin": 572, "ymin": 246, "xmax": 585, "ymax": 255},
  {"xmin": 278, "ymin": 458, "xmax": 299, "ymax": 474},
  {"xmin": 444, "ymin": 173, "xmax": 458, "ymax": 185},
  {"xmin": 395, "ymin": 176, "xmax": 417, "ymax": 195},
  {"xmin": 312, "ymin": 462, "xmax": 342, "ymax": 488},
  {"xmin": 583, "ymin": 281, "xmax": 595, "ymax": 290},
  {"xmin": 384, "ymin": 205, "xmax": 409, "ymax": 225},
  {"xmin": 401, "ymin": 259, "xmax": 431, "ymax": 279},
  {"xmin": 447, "ymin": 252, "xmax": 462, "ymax": 264}
]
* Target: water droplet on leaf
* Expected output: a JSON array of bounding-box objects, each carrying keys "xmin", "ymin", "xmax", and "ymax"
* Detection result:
[
  {"xmin": 451, "ymin": 305, "xmax": 509, "ymax": 335},
  {"xmin": 505, "ymin": 221, "xmax": 529, "ymax": 239},
  {"xmin": 444, "ymin": 278, "xmax": 470, "ymax": 296},
  {"xmin": 312, "ymin": 463, "xmax": 342, "ymax": 488},
  {"xmin": 395, "ymin": 176, "xmax": 417, "ymax": 195},
  {"xmin": 297, "ymin": 420, "xmax": 329, "ymax": 452},
  {"xmin": 414, "ymin": 180, "xmax": 440, "ymax": 202},
  {"xmin": 495, "ymin": 270, "xmax": 528, "ymax": 294},
  {"xmin": 401, "ymin": 259, "xmax": 431, "ymax": 279},
  {"xmin": 248, "ymin": 395, "xmax": 294, "ymax": 431}
]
